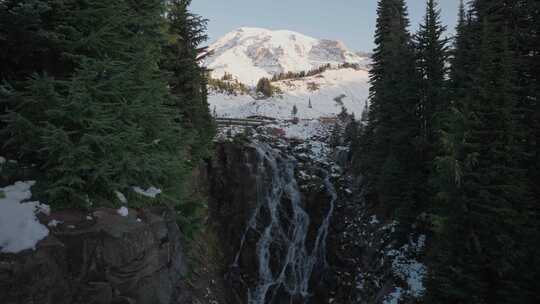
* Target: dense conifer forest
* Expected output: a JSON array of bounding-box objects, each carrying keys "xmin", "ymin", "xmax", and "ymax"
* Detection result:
[
  {"xmin": 350, "ymin": 0, "xmax": 539, "ymax": 302},
  {"xmin": 0, "ymin": 0, "xmax": 214, "ymax": 224}
]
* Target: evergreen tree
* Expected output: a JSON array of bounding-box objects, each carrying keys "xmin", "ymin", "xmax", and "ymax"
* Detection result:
[
  {"xmin": 256, "ymin": 77, "xmax": 274, "ymax": 98},
  {"xmin": 415, "ymin": 0, "xmax": 448, "ymax": 147},
  {"xmin": 1, "ymin": 0, "xmax": 188, "ymax": 208},
  {"xmin": 425, "ymin": 3, "xmax": 475, "ymax": 300},
  {"xmin": 448, "ymin": 0, "xmax": 476, "ymax": 103},
  {"xmin": 360, "ymin": 102, "xmax": 369, "ymax": 126},
  {"xmin": 357, "ymin": 0, "xmax": 421, "ymax": 219},
  {"xmin": 343, "ymin": 113, "xmax": 358, "ymax": 144},
  {"xmin": 529, "ymin": 0, "xmax": 540, "ymax": 220},
  {"xmin": 330, "ymin": 122, "xmax": 342, "ymax": 148},
  {"xmin": 530, "ymin": 0, "xmax": 540, "ymax": 296},
  {"xmin": 158, "ymin": 0, "xmax": 216, "ymax": 232},
  {"xmin": 0, "ymin": 0, "xmax": 69, "ymax": 144},
  {"xmin": 291, "ymin": 104, "xmax": 298, "ymax": 117},
  {"xmin": 427, "ymin": 1, "xmax": 537, "ymax": 302},
  {"xmin": 162, "ymin": 0, "xmax": 215, "ymax": 159},
  {"xmin": 0, "ymin": 0, "xmax": 61, "ymax": 82}
]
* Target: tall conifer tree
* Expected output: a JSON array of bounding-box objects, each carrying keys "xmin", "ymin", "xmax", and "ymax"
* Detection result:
[
  {"xmin": 415, "ymin": 0, "xmax": 448, "ymax": 147},
  {"xmin": 162, "ymin": 0, "xmax": 215, "ymax": 159},
  {"xmin": 360, "ymin": 0, "xmax": 421, "ymax": 218}
]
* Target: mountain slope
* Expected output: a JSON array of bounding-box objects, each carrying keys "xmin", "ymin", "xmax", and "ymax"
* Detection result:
[
  {"xmin": 209, "ymin": 67, "xmax": 369, "ymax": 119},
  {"xmin": 204, "ymin": 27, "xmax": 370, "ymax": 85},
  {"xmin": 205, "ymin": 27, "xmax": 371, "ymax": 120}
]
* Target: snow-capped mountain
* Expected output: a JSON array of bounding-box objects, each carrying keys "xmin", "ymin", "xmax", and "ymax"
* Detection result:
[
  {"xmin": 204, "ymin": 27, "xmax": 370, "ymax": 85},
  {"xmin": 205, "ymin": 27, "xmax": 371, "ymax": 120}
]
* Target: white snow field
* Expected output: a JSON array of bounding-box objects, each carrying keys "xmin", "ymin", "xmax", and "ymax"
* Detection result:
[{"xmin": 209, "ymin": 67, "xmax": 370, "ymax": 120}]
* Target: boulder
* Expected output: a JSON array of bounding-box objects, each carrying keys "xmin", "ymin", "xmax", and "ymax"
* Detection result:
[{"xmin": 0, "ymin": 207, "xmax": 187, "ymax": 304}]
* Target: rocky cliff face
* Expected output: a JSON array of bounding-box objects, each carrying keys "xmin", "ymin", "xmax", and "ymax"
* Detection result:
[
  {"xmin": 204, "ymin": 137, "xmax": 337, "ymax": 304},
  {"xmin": 325, "ymin": 175, "xmax": 428, "ymax": 304},
  {"xmin": 202, "ymin": 122, "xmax": 428, "ymax": 304},
  {"xmin": 0, "ymin": 207, "xmax": 187, "ymax": 304}
]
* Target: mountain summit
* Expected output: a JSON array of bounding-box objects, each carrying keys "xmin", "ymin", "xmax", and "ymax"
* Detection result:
[{"xmin": 203, "ymin": 27, "xmax": 369, "ymax": 85}]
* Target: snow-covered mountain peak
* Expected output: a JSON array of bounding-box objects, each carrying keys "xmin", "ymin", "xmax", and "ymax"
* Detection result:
[{"xmin": 204, "ymin": 27, "xmax": 369, "ymax": 85}]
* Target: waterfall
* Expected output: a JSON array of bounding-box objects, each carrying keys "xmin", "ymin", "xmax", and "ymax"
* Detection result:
[{"xmin": 232, "ymin": 141, "xmax": 337, "ymax": 304}]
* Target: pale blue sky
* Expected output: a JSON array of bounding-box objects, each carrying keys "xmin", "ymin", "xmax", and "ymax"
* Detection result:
[{"xmin": 191, "ymin": 0, "xmax": 461, "ymax": 52}]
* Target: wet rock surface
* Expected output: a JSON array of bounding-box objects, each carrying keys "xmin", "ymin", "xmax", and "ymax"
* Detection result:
[
  {"xmin": 206, "ymin": 124, "xmax": 429, "ymax": 304},
  {"xmin": 0, "ymin": 207, "xmax": 187, "ymax": 304},
  {"xmin": 204, "ymin": 127, "xmax": 339, "ymax": 304}
]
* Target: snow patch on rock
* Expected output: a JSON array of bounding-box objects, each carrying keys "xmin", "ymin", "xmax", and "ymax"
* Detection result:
[
  {"xmin": 387, "ymin": 235, "xmax": 428, "ymax": 299},
  {"xmin": 383, "ymin": 287, "xmax": 404, "ymax": 304},
  {"xmin": 133, "ymin": 186, "xmax": 162, "ymax": 198},
  {"xmin": 115, "ymin": 191, "xmax": 128, "ymax": 204},
  {"xmin": 48, "ymin": 219, "xmax": 63, "ymax": 228},
  {"xmin": 279, "ymin": 120, "xmax": 328, "ymax": 140},
  {"xmin": 117, "ymin": 206, "xmax": 129, "ymax": 217},
  {"xmin": 0, "ymin": 181, "xmax": 49, "ymax": 253}
]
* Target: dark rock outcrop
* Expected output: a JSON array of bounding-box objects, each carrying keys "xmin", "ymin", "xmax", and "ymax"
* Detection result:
[
  {"xmin": 205, "ymin": 142, "xmax": 260, "ymax": 265},
  {"xmin": 204, "ymin": 141, "xmax": 260, "ymax": 303},
  {"xmin": 325, "ymin": 172, "xmax": 428, "ymax": 304},
  {"xmin": 0, "ymin": 207, "xmax": 187, "ymax": 304},
  {"xmin": 204, "ymin": 139, "xmax": 336, "ymax": 304}
]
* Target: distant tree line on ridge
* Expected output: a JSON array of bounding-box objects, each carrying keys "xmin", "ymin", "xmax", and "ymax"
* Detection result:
[
  {"xmin": 208, "ymin": 72, "xmax": 250, "ymax": 95},
  {"xmin": 270, "ymin": 62, "xmax": 364, "ymax": 82}
]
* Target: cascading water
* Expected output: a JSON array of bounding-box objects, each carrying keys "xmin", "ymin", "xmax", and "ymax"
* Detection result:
[{"xmin": 232, "ymin": 141, "xmax": 337, "ymax": 304}]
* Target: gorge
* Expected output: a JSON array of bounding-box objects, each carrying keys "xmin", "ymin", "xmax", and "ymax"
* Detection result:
[
  {"xmin": 200, "ymin": 120, "xmax": 428, "ymax": 304},
  {"xmin": 2, "ymin": 0, "xmax": 538, "ymax": 303}
]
